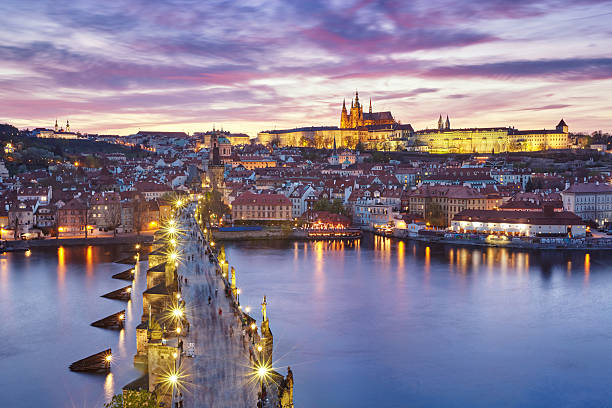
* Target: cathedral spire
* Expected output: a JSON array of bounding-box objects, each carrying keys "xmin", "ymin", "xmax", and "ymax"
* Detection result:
[
  {"xmin": 438, "ymin": 114, "xmax": 443, "ymax": 131},
  {"xmin": 369, "ymin": 98, "xmax": 372, "ymax": 114},
  {"xmin": 333, "ymin": 136, "xmax": 337, "ymax": 153},
  {"xmin": 355, "ymin": 90, "xmax": 359, "ymax": 107},
  {"xmin": 445, "ymin": 115, "xmax": 450, "ymax": 130},
  {"xmin": 66, "ymin": 119, "xmax": 70, "ymax": 133},
  {"xmin": 54, "ymin": 119, "xmax": 58, "ymax": 132}
]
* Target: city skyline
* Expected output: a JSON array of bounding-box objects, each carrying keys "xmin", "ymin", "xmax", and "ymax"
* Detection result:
[{"xmin": 1, "ymin": 0, "xmax": 611, "ymax": 136}]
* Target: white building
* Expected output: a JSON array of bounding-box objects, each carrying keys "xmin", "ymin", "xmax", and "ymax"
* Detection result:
[
  {"xmin": 561, "ymin": 183, "xmax": 612, "ymax": 226},
  {"xmin": 451, "ymin": 209, "xmax": 586, "ymax": 237},
  {"xmin": 490, "ymin": 170, "xmax": 531, "ymax": 188},
  {"xmin": 288, "ymin": 184, "xmax": 316, "ymax": 218}
]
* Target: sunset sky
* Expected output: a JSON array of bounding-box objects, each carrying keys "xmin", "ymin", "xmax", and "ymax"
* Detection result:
[{"xmin": 1, "ymin": 0, "xmax": 611, "ymax": 136}]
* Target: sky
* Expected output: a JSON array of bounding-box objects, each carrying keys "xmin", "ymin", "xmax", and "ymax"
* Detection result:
[{"xmin": 1, "ymin": 0, "xmax": 611, "ymax": 136}]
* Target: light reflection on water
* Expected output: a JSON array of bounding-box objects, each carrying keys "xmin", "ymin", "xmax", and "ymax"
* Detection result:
[
  {"xmin": 0, "ymin": 245, "xmax": 145, "ymax": 408},
  {"xmin": 2, "ymin": 238, "xmax": 611, "ymax": 408},
  {"xmin": 226, "ymin": 235, "xmax": 612, "ymax": 408}
]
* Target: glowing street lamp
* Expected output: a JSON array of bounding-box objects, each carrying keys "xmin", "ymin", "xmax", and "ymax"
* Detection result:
[
  {"xmin": 172, "ymin": 308, "xmax": 184, "ymax": 319},
  {"xmin": 254, "ymin": 362, "xmax": 272, "ymax": 403}
]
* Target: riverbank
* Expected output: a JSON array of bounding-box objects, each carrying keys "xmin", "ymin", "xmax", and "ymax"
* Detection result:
[
  {"xmin": 213, "ymin": 228, "xmax": 360, "ymax": 241},
  {"xmin": 366, "ymin": 226, "xmax": 612, "ymax": 251},
  {"xmin": 1, "ymin": 233, "xmax": 154, "ymax": 250}
]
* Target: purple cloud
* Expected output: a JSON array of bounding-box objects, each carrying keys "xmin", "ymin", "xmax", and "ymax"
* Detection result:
[{"xmin": 425, "ymin": 58, "xmax": 612, "ymax": 80}]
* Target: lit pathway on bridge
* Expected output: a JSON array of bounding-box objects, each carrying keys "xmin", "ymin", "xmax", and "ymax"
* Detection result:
[{"xmin": 177, "ymin": 205, "xmax": 259, "ymax": 407}]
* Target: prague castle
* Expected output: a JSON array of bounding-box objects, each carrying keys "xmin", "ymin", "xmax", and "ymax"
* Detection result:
[
  {"xmin": 340, "ymin": 91, "xmax": 395, "ymax": 128},
  {"xmin": 257, "ymin": 92, "xmax": 570, "ymax": 153},
  {"xmin": 413, "ymin": 116, "xmax": 569, "ymax": 153},
  {"xmin": 258, "ymin": 92, "xmax": 410, "ymax": 150}
]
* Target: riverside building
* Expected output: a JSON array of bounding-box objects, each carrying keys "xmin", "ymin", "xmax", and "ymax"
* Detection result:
[{"xmin": 561, "ymin": 182, "xmax": 612, "ymax": 227}]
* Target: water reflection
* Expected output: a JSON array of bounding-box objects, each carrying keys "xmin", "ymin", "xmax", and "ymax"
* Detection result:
[
  {"xmin": 0, "ymin": 245, "xmax": 145, "ymax": 407},
  {"xmin": 57, "ymin": 246, "xmax": 66, "ymax": 289},
  {"xmin": 86, "ymin": 245, "xmax": 94, "ymax": 277},
  {"xmin": 104, "ymin": 372, "xmax": 114, "ymax": 401},
  {"xmin": 224, "ymin": 236, "xmax": 612, "ymax": 408},
  {"xmin": 585, "ymin": 253, "xmax": 590, "ymax": 283}
]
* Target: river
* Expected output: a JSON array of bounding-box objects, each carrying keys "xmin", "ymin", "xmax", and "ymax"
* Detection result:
[
  {"xmin": 2, "ymin": 237, "xmax": 612, "ymax": 407},
  {"xmin": 225, "ymin": 235, "xmax": 612, "ymax": 408},
  {"xmin": 0, "ymin": 245, "xmax": 145, "ymax": 408}
]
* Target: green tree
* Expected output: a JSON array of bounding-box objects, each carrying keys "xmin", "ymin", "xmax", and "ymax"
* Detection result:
[
  {"xmin": 104, "ymin": 391, "xmax": 158, "ymax": 408},
  {"xmin": 425, "ymin": 202, "xmax": 446, "ymax": 227},
  {"xmin": 312, "ymin": 198, "xmax": 348, "ymax": 216}
]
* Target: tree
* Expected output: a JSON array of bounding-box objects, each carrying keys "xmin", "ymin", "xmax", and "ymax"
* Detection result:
[
  {"xmin": 425, "ymin": 202, "xmax": 445, "ymax": 227},
  {"xmin": 104, "ymin": 391, "xmax": 158, "ymax": 408},
  {"xmin": 133, "ymin": 195, "xmax": 148, "ymax": 236},
  {"xmin": 83, "ymin": 195, "xmax": 91, "ymax": 239},
  {"xmin": 108, "ymin": 201, "xmax": 122, "ymax": 236},
  {"xmin": 312, "ymin": 198, "xmax": 349, "ymax": 216}
]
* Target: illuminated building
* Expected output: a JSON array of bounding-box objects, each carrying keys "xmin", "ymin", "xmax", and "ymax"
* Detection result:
[
  {"xmin": 257, "ymin": 91, "xmax": 411, "ymax": 150},
  {"xmin": 408, "ymin": 185, "xmax": 487, "ymax": 226},
  {"xmin": 231, "ymin": 192, "xmax": 292, "ymax": 221},
  {"xmin": 451, "ymin": 208, "xmax": 586, "ymax": 237},
  {"xmin": 340, "ymin": 91, "xmax": 395, "ymax": 128},
  {"xmin": 412, "ymin": 118, "xmax": 569, "ymax": 153},
  {"xmin": 35, "ymin": 120, "xmax": 79, "ymax": 139}
]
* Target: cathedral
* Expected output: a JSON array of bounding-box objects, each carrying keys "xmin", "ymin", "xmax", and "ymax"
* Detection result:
[{"xmin": 340, "ymin": 91, "xmax": 395, "ymax": 129}]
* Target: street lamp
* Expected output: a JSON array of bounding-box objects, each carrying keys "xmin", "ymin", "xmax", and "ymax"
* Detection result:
[{"xmin": 255, "ymin": 362, "xmax": 271, "ymax": 406}]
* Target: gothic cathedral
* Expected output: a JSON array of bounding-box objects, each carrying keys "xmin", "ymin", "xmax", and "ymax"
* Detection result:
[{"xmin": 340, "ymin": 91, "xmax": 395, "ymax": 129}]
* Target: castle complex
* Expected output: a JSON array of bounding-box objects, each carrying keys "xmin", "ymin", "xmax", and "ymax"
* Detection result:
[
  {"xmin": 257, "ymin": 92, "xmax": 571, "ymax": 153},
  {"xmin": 340, "ymin": 91, "xmax": 395, "ymax": 128},
  {"xmin": 414, "ymin": 117, "xmax": 569, "ymax": 153}
]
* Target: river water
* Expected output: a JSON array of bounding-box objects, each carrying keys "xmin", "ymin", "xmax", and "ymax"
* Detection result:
[
  {"xmin": 0, "ymin": 245, "xmax": 145, "ymax": 408},
  {"xmin": 225, "ymin": 235, "xmax": 612, "ymax": 408},
  {"xmin": 2, "ymin": 237, "xmax": 612, "ymax": 407}
]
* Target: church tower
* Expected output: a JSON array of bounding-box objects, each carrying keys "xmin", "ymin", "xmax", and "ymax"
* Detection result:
[
  {"xmin": 445, "ymin": 115, "xmax": 450, "ymax": 130},
  {"xmin": 66, "ymin": 120, "xmax": 70, "ymax": 133},
  {"xmin": 369, "ymin": 98, "xmax": 372, "ymax": 114},
  {"xmin": 340, "ymin": 99, "xmax": 349, "ymax": 128},
  {"xmin": 556, "ymin": 119, "xmax": 568, "ymax": 133},
  {"xmin": 438, "ymin": 115, "xmax": 444, "ymax": 131},
  {"xmin": 54, "ymin": 119, "xmax": 58, "ymax": 132}
]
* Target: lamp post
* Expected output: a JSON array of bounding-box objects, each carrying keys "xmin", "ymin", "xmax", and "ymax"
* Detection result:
[{"xmin": 256, "ymin": 364, "xmax": 270, "ymax": 407}]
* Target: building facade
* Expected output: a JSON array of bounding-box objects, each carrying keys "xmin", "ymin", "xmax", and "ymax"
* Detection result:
[
  {"xmin": 231, "ymin": 192, "xmax": 292, "ymax": 221},
  {"xmin": 561, "ymin": 183, "xmax": 612, "ymax": 227},
  {"xmin": 412, "ymin": 118, "xmax": 569, "ymax": 154},
  {"xmin": 451, "ymin": 209, "xmax": 586, "ymax": 237}
]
